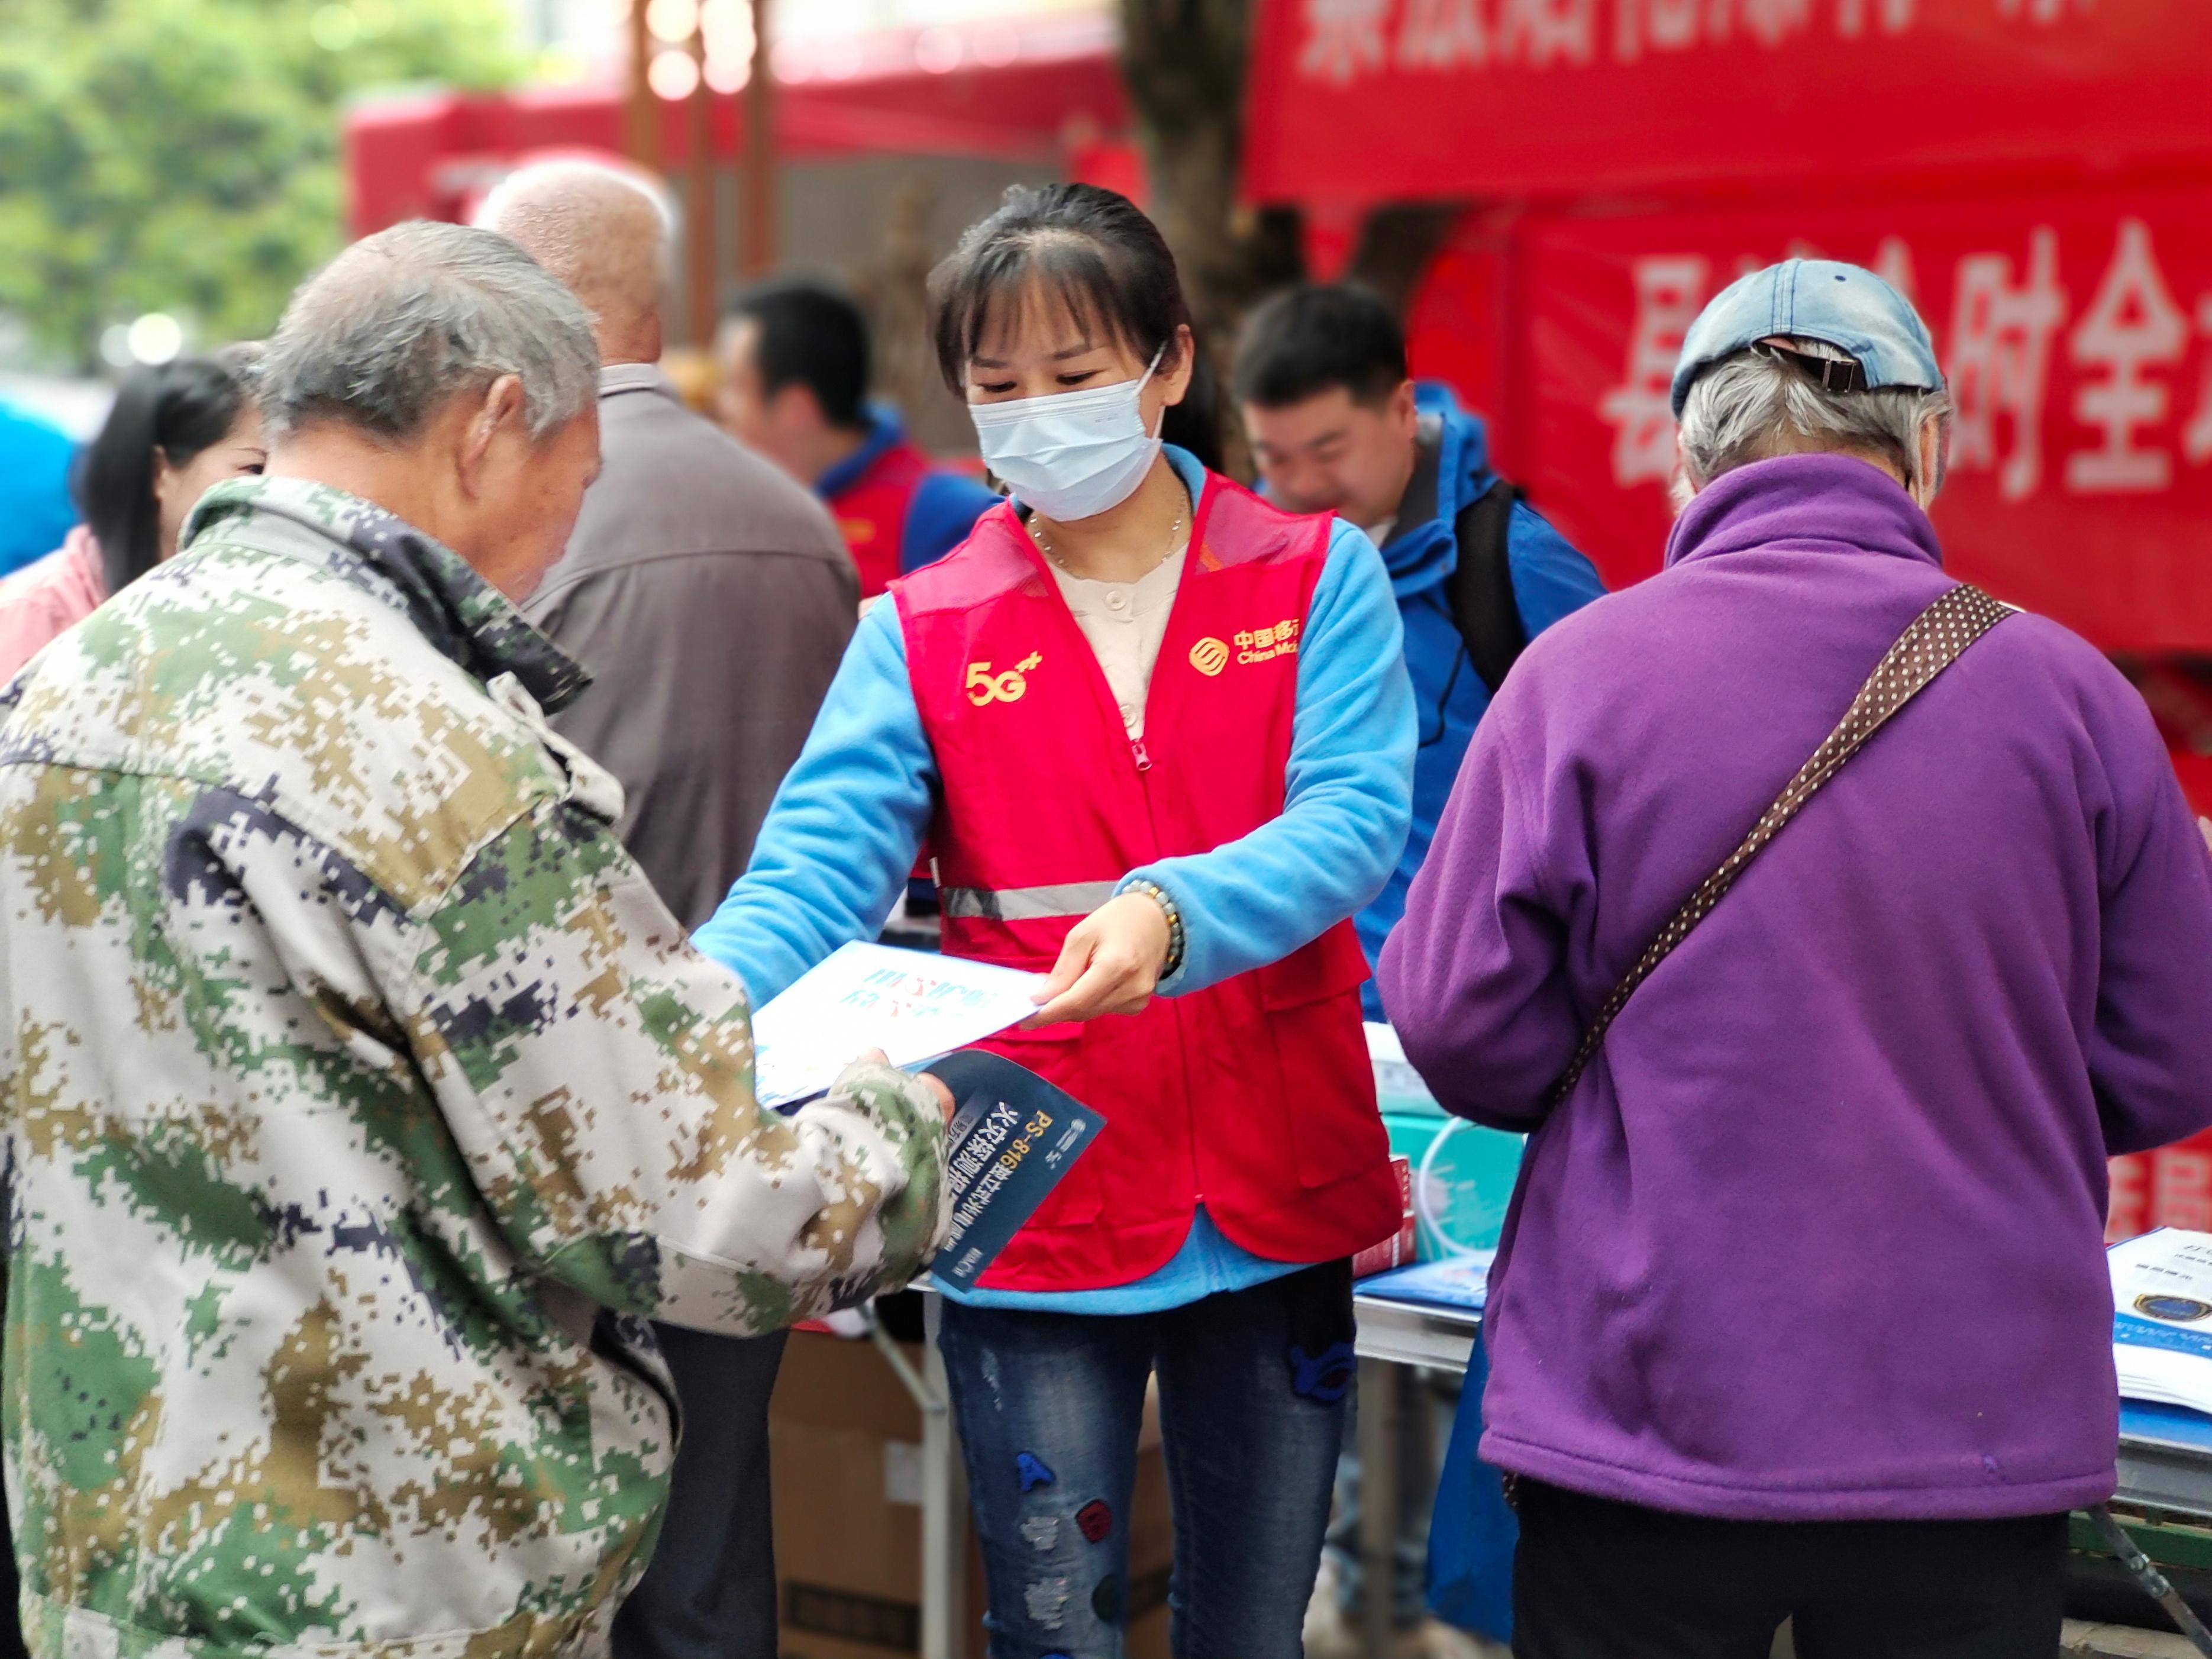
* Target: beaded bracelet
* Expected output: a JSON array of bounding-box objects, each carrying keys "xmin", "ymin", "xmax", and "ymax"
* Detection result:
[{"xmin": 1123, "ymin": 879, "xmax": 1187, "ymax": 980}]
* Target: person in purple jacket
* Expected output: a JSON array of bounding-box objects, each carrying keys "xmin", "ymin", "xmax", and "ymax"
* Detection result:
[{"xmin": 1380, "ymin": 259, "xmax": 2212, "ymax": 1659}]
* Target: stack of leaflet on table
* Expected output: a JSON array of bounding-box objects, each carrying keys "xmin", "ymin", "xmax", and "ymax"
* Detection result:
[
  {"xmin": 2110, "ymin": 1228, "xmax": 2212, "ymax": 1415},
  {"xmin": 1357, "ymin": 1252, "xmax": 1496, "ymax": 1312}
]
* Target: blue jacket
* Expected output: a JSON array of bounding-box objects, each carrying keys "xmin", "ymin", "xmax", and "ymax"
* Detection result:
[{"xmin": 1361, "ymin": 383, "xmax": 1606, "ymax": 1019}]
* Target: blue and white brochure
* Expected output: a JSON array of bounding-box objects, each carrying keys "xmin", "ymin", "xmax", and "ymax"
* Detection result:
[
  {"xmin": 925, "ymin": 1048, "xmax": 1103, "ymax": 1291},
  {"xmin": 1358, "ymin": 1253, "xmax": 1497, "ymax": 1312},
  {"xmin": 2111, "ymin": 1228, "xmax": 2212, "ymax": 1416}
]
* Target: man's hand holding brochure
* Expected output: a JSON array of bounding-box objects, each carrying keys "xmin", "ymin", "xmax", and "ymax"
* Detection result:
[{"xmin": 753, "ymin": 943, "xmax": 1105, "ymax": 1287}]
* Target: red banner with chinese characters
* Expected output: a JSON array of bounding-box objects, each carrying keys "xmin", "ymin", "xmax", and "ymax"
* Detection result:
[
  {"xmin": 1406, "ymin": 180, "xmax": 2212, "ymax": 650},
  {"xmin": 1245, "ymin": 0, "xmax": 2212, "ymax": 208}
]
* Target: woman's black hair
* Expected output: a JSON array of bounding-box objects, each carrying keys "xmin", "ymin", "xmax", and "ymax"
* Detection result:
[
  {"xmin": 75, "ymin": 346, "xmax": 260, "ymax": 593},
  {"xmin": 930, "ymin": 183, "xmax": 1223, "ymax": 473}
]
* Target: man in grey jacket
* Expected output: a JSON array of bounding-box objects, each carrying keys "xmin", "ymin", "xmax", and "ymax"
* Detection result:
[{"xmin": 481, "ymin": 162, "xmax": 858, "ymax": 1659}]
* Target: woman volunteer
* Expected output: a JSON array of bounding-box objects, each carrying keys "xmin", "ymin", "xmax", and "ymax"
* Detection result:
[{"xmin": 695, "ymin": 183, "xmax": 1415, "ymax": 1658}]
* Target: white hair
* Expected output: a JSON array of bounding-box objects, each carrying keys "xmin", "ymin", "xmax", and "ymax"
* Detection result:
[
  {"xmin": 258, "ymin": 220, "xmax": 599, "ymax": 444},
  {"xmin": 473, "ymin": 159, "xmax": 680, "ymax": 263},
  {"xmin": 1677, "ymin": 337, "xmax": 1952, "ymax": 496}
]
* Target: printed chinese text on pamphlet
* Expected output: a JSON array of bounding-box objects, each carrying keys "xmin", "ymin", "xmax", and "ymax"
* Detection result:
[{"xmin": 751, "ymin": 941, "xmax": 1044, "ymax": 1108}]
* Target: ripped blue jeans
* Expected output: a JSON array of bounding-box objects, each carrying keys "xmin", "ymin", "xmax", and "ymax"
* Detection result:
[{"xmin": 936, "ymin": 1262, "xmax": 1354, "ymax": 1659}]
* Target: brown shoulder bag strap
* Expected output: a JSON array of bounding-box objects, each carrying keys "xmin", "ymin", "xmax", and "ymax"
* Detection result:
[{"xmin": 1548, "ymin": 582, "xmax": 2016, "ymax": 1108}]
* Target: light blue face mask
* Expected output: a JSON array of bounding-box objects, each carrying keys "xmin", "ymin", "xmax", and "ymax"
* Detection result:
[{"xmin": 968, "ymin": 347, "xmax": 1167, "ymax": 522}]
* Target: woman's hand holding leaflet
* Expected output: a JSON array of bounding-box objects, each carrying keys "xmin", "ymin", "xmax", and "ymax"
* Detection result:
[{"xmin": 1023, "ymin": 892, "xmax": 1173, "ymax": 1026}]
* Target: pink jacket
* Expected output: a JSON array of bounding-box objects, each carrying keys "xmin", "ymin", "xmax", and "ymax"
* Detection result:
[{"xmin": 0, "ymin": 527, "xmax": 106, "ymax": 681}]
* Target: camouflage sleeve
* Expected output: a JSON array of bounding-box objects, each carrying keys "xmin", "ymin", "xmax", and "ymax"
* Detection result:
[{"xmin": 402, "ymin": 799, "xmax": 947, "ymax": 1335}]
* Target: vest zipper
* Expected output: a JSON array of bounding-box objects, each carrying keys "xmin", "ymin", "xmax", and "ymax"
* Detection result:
[{"xmin": 1122, "ymin": 727, "xmax": 1194, "ymax": 1209}]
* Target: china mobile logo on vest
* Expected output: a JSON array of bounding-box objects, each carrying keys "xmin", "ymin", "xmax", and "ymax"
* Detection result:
[
  {"xmin": 966, "ymin": 652, "xmax": 1043, "ymax": 705},
  {"xmin": 1189, "ymin": 618, "xmax": 1304, "ymax": 677}
]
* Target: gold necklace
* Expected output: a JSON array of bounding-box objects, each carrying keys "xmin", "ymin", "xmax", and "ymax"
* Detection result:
[{"xmin": 1029, "ymin": 508, "xmax": 1186, "ymax": 579}]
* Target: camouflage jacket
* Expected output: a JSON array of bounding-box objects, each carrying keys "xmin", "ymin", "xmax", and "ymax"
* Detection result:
[{"xmin": 0, "ymin": 476, "xmax": 945, "ymax": 1659}]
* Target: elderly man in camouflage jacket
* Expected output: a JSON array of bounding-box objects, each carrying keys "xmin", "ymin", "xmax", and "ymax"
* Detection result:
[{"xmin": 0, "ymin": 221, "xmax": 947, "ymax": 1659}]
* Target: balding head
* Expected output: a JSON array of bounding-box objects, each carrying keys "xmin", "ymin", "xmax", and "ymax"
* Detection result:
[{"xmin": 477, "ymin": 161, "xmax": 675, "ymax": 366}]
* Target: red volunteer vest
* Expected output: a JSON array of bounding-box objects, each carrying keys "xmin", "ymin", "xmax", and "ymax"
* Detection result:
[
  {"xmin": 891, "ymin": 470, "xmax": 1400, "ymax": 1292},
  {"xmin": 830, "ymin": 441, "xmax": 931, "ymax": 598}
]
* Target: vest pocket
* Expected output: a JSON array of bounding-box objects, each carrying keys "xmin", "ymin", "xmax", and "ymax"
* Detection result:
[
  {"xmin": 970, "ymin": 1024, "xmax": 1106, "ymax": 1227},
  {"xmin": 1259, "ymin": 935, "xmax": 1390, "ymax": 1190}
]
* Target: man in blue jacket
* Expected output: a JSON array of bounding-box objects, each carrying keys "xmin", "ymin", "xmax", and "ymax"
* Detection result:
[
  {"xmin": 1238, "ymin": 284, "xmax": 1604, "ymax": 1658},
  {"xmin": 718, "ymin": 279, "xmax": 1000, "ymax": 598},
  {"xmin": 1237, "ymin": 284, "xmax": 1607, "ymax": 1016}
]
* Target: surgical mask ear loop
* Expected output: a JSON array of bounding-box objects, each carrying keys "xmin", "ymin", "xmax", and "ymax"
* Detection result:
[{"xmin": 1134, "ymin": 343, "xmax": 1172, "ymax": 441}]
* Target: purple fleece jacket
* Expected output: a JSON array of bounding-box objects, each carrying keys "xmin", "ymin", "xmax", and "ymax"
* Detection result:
[{"xmin": 1378, "ymin": 452, "xmax": 2212, "ymax": 1522}]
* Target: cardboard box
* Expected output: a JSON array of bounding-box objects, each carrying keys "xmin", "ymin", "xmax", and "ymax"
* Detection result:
[
  {"xmin": 770, "ymin": 1329, "xmax": 1176, "ymax": 1659},
  {"xmin": 1352, "ymin": 1155, "xmax": 1417, "ymax": 1278},
  {"xmin": 2111, "ymin": 1133, "xmax": 2212, "ymax": 1243}
]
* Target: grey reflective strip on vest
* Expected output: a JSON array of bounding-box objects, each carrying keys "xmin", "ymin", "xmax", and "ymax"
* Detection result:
[{"xmin": 938, "ymin": 881, "xmax": 1122, "ymax": 921}]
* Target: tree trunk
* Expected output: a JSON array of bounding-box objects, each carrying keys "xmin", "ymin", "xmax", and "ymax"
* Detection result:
[
  {"xmin": 1345, "ymin": 202, "xmax": 1467, "ymax": 317},
  {"xmin": 1118, "ymin": 0, "xmax": 1302, "ymax": 479}
]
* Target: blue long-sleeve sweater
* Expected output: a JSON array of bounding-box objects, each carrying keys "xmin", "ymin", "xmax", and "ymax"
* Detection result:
[{"xmin": 695, "ymin": 447, "xmax": 1416, "ymax": 1311}]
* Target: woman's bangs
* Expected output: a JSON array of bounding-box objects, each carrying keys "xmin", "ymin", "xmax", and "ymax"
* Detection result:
[{"xmin": 957, "ymin": 236, "xmax": 1141, "ymax": 368}]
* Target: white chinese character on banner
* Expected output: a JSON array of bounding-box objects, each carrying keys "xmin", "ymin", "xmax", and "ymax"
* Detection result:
[
  {"xmin": 1601, "ymin": 256, "xmax": 1709, "ymax": 486},
  {"xmin": 1945, "ymin": 228, "xmax": 2066, "ymax": 502},
  {"xmin": 2185, "ymin": 295, "xmax": 2212, "ymax": 466},
  {"xmin": 1998, "ymin": 0, "xmax": 2088, "ymax": 21},
  {"xmin": 1871, "ymin": 235, "xmax": 1919, "ymax": 305},
  {"xmin": 1299, "ymin": 0, "xmax": 1393, "ymax": 83},
  {"xmin": 1739, "ymin": 0, "xmax": 1813, "ymax": 44},
  {"xmin": 1496, "ymin": 0, "xmax": 1596, "ymax": 62},
  {"xmin": 1703, "ymin": 0, "xmax": 1811, "ymax": 44},
  {"xmin": 1834, "ymin": 0, "xmax": 1911, "ymax": 33},
  {"xmin": 2158, "ymin": 1150, "xmax": 2212, "ymax": 1234},
  {"xmin": 1613, "ymin": 0, "xmax": 1700, "ymax": 58},
  {"xmin": 1399, "ymin": 0, "xmax": 1488, "ymax": 66},
  {"xmin": 2067, "ymin": 218, "xmax": 2188, "ymax": 493}
]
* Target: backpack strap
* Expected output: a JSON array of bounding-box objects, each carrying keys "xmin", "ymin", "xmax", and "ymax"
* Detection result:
[
  {"xmin": 1548, "ymin": 582, "xmax": 2018, "ymax": 1109},
  {"xmin": 1446, "ymin": 476, "xmax": 1530, "ymax": 698}
]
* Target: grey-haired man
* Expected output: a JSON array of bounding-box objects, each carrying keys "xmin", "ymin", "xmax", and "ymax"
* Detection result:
[{"xmin": 0, "ymin": 220, "xmax": 945, "ymax": 1659}]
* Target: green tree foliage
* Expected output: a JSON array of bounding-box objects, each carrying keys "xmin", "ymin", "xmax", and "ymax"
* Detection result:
[{"xmin": 0, "ymin": 0, "xmax": 525, "ymax": 369}]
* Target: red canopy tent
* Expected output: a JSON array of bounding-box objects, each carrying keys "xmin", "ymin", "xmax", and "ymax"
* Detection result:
[
  {"xmin": 1246, "ymin": 8, "xmax": 2212, "ymax": 1237},
  {"xmin": 344, "ymin": 18, "xmax": 1128, "ymax": 236},
  {"xmin": 1244, "ymin": 0, "xmax": 2212, "ymax": 653}
]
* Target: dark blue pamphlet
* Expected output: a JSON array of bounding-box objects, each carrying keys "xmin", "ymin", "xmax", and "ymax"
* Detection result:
[{"xmin": 923, "ymin": 1048, "xmax": 1104, "ymax": 1290}]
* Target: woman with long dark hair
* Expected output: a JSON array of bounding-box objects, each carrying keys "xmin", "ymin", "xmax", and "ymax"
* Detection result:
[
  {"xmin": 0, "ymin": 347, "xmax": 263, "ymax": 679},
  {"xmin": 697, "ymin": 184, "xmax": 1415, "ymax": 1657}
]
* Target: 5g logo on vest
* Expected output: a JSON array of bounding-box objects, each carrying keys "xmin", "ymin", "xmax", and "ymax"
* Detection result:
[{"xmin": 965, "ymin": 652, "xmax": 1044, "ymax": 706}]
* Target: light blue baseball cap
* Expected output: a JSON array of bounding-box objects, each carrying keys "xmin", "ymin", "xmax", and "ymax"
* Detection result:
[{"xmin": 1670, "ymin": 259, "xmax": 1943, "ymax": 417}]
